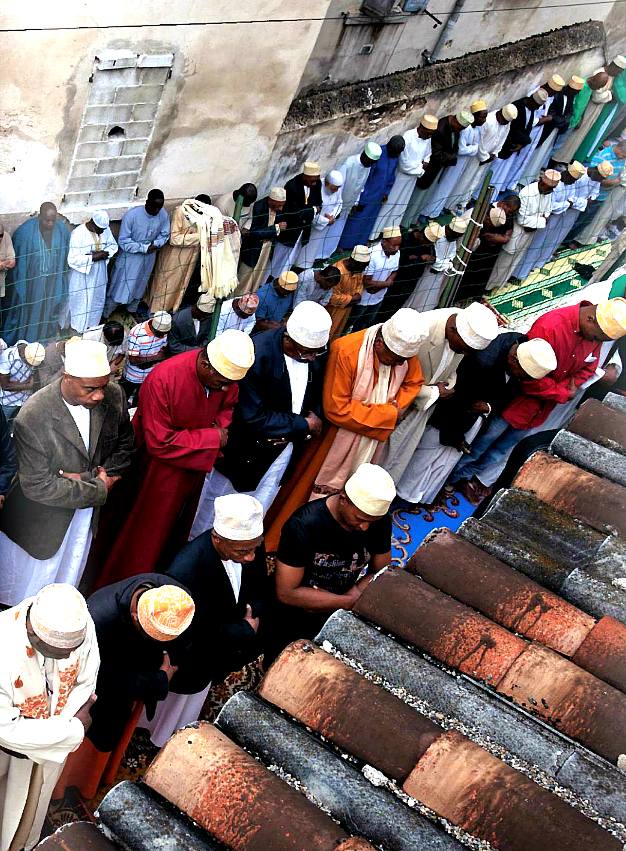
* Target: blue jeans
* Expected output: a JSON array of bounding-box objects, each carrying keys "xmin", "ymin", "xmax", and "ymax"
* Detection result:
[{"xmin": 453, "ymin": 415, "xmax": 528, "ymax": 485}]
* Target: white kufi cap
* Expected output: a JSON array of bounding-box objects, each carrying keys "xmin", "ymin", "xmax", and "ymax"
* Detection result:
[
  {"xmin": 327, "ymin": 170, "xmax": 344, "ymax": 187},
  {"xmin": 30, "ymin": 584, "xmax": 88, "ymax": 650},
  {"xmin": 152, "ymin": 311, "xmax": 172, "ymax": 332},
  {"xmin": 91, "ymin": 210, "xmax": 109, "ymax": 228},
  {"xmin": 381, "ymin": 308, "xmax": 428, "ymax": 358},
  {"xmin": 24, "ymin": 342, "xmax": 45, "ymax": 367},
  {"xmin": 345, "ymin": 463, "xmax": 396, "ymax": 517},
  {"xmin": 214, "ymin": 493, "xmax": 264, "ymax": 541},
  {"xmin": 269, "ymin": 187, "xmax": 287, "ymax": 202},
  {"xmin": 516, "ymin": 338, "xmax": 557, "ymax": 379},
  {"xmin": 65, "ymin": 339, "xmax": 110, "ymax": 377},
  {"xmin": 455, "ymin": 302, "xmax": 498, "ymax": 350},
  {"xmin": 286, "ymin": 301, "xmax": 331, "ymax": 349}
]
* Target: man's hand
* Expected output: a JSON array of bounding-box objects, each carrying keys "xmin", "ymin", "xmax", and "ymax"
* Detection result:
[
  {"xmin": 601, "ymin": 364, "xmax": 620, "ymax": 385},
  {"xmin": 436, "ymin": 382, "xmax": 455, "ymax": 400},
  {"xmin": 244, "ymin": 604, "xmax": 260, "ymax": 633},
  {"xmin": 341, "ymin": 584, "xmax": 362, "ymax": 610},
  {"xmin": 159, "ymin": 651, "xmax": 178, "ymax": 683},
  {"xmin": 278, "ymin": 221, "xmax": 287, "ymax": 231},
  {"xmin": 59, "ymin": 470, "xmax": 82, "ymax": 482},
  {"xmin": 0, "ymin": 495, "xmax": 6, "ymax": 510},
  {"xmin": 325, "ymin": 214, "xmax": 336, "ymax": 224},
  {"xmin": 146, "ymin": 242, "xmax": 158, "ymax": 253},
  {"xmin": 96, "ymin": 467, "xmax": 121, "ymax": 492},
  {"xmin": 350, "ymin": 293, "xmax": 361, "ymax": 305},
  {"xmin": 567, "ymin": 378, "xmax": 578, "ymax": 400},
  {"xmin": 75, "ymin": 693, "xmax": 97, "ymax": 732},
  {"xmin": 305, "ymin": 412, "xmax": 323, "ymax": 436},
  {"xmin": 91, "ymin": 250, "xmax": 109, "ymax": 262},
  {"xmin": 470, "ymin": 401, "xmax": 491, "ymax": 415},
  {"xmin": 217, "ymin": 427, "xmax": 229, "ymax": 448}
]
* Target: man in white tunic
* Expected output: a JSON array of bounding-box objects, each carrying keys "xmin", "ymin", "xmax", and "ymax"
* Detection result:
[
  {"xmin": 372, "ymin": 115, "xmax": 438, "ymax": 233},
  {"xmin": 406, "ymin": 217, "xmax": 467, "ymax": 313},
  {"xmin": 382, "ymin": 302, "xmax": 498, "ymax": 487},
  {"xmin": 0, "ymin": 583, "xmax": 98, "ymax": 851},
  {"xmin": 511, "ymin": 76, "xmax": 565, "ymax": 187},
  {"xmin": 487, "ymin": 169, "xmax": 560, "ymax": 289},
  {"xmin": 325, "ymin": 143, "xmax": 382, "ymax": 254},
  {"xmin": 0, "ymin": 340, "xmax": 135, "ymax": 606},
  {"xmin": 64, "ymin": 211, "xmax": 117, "ymax": 334},
  {"xmin": 350, "ymin": 225, "xmax": 402, "ymax": 331},
  {"xmin": 190, "ymin": 301, "xmax": 332, "ymax": 536},
  {"xmin": 456, "ymin": 104, "xmax": 518, "ymax": 207},
  {"xmin": 292, "ymin": 170, "xmax": 344, "ymax": 268}
]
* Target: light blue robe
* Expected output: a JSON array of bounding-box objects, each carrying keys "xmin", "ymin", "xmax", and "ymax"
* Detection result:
[{"xmin": 107, "ymin": 206, "xmax": 170, "ymax": 309}]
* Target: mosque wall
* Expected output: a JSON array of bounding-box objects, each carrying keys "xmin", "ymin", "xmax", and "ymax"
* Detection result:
[{"xmin": 261, "ymin": 21, "xmax": 607, "ymax": 195}]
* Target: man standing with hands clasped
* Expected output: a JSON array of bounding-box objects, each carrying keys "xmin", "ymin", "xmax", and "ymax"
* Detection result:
[{"xmin": 0, "ymin": 340, "xmax": 135, "ymax": 606}]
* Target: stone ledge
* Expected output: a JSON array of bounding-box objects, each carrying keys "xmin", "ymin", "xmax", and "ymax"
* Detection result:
[{"xmin": 284, "ymin": 20, "xmax": 606, "ymax": 130}]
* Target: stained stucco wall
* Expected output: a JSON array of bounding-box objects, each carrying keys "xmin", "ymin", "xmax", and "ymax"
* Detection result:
[
  {"xmin": 262, "ymin": 22, "xmax": 607, "ymax": 194},
  {"xmin": 0, "ymin": 1, "xmax": 331, "ymax": 225}
]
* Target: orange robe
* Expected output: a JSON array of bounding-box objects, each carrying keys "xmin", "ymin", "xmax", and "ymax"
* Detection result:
[
  {"xmin": 326, "ymin": 259, "xmax": 363, "ymax": 339},
  {"xmin": 264, "ymin": 328, "xmax": 423, "ymax": 549}
]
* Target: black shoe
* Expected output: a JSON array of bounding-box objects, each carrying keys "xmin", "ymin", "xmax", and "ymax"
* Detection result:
[{"xmin": 573, "ymin": 262, "xmax": 594, "ymax": 281}]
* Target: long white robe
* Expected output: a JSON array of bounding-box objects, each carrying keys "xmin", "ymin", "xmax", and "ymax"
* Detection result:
[
  {"xmin": 456, "ymin": 112, "xmax": 511, "ymax": 206},
  {"xmin": 510, "ymin": 97, "xmax": 553, "ymax": 187},
  {"xmin": 424, "ymin": 126, "xmax": 480, "ymax": 217},
  {"xmin": 405, "ymin": 236, "xmax": 458, "ymax": 312},
  {"xmin": 64, "ymin": 224, "xmax": 117, "ymax": 333},
  {"xmin": 293, "ymin": 183, "xmax": 343, "ymax": 268},
  {"xmin": 372, "ymin": 131, "xmax": 432, "ymax": 233},
  {"xmin": 0, "ymin": 602, "xmax": 99, "ymax": 851}
]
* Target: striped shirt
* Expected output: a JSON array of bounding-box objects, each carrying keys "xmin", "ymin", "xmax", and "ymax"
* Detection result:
[
  {"xmin": 123, "ymin": 321, "xmax": 168, "ymax": 384},
  {"xmin": 0, "ymin": 342, "xmax": 34, "ymax": 408}
]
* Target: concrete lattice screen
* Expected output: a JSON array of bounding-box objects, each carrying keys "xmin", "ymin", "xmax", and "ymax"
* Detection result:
[{"xmin": 37, "ymin": 394, "xmax": 626, "ymax": 850}]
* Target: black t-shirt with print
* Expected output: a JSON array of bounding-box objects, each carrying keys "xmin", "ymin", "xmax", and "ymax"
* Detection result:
[{"xmin": 277, "ymin": 497, "xmax": 391, "ymax": 595}]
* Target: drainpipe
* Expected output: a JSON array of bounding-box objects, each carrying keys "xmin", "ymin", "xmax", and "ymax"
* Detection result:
[{"xmin": 429, "ymin": 0, "xmax": 466, "ymax": 62}]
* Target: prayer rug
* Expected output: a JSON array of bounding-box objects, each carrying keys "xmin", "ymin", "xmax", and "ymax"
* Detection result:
[{"xmin": 392, "ymin": 490, "xmax": 477, "ymax": 566}]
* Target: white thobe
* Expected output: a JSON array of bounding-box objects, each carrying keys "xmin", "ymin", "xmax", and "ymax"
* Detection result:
[
  {"xmin": 64, "ymin": 225, "xmax": 117, "ymax": 333},
  {"xmin": 516, "ymin": 181, "xmax": 576, "ymax": 279},
  {"xmin": 293, "ymin": 183, "xmax": 343, "ymax": 268},
  {"xmin": 457, "ymin": 112, "xmax": 511, "ymax": 205},
  {"xmin": 510, "ymin": 97, "xmax": 553, "ymax": 187},
  {"xmin": 405, "ymin": 236, "xmax": 458, "ymax": 312},
  {"xmin": 424, "ymin": 126, "xmax": 480, "ymax": 217},
  {"xmin": 321, "ymin": 156, "xmax": 369, "ymax": 254},
  {"xmin": 189, "ymin": 355, "xmax": 309, "ymax": 538},
  {"xmin": 372, "ymin": 131, "xmax": 432, "ymax": 233},
  {"xmin": 0, "ymin": 404, "xmax": 93, "ymax": 608}
]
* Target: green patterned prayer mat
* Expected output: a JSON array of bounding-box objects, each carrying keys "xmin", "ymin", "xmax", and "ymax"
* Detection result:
[{"xmin": 486, "ymin": 240, "xmax": 612, "ymax": 327}]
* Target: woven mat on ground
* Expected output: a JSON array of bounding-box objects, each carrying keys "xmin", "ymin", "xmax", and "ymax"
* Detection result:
[{"xmin": 392, "ymin": 490, "xmax": 477, "ymax": 567}]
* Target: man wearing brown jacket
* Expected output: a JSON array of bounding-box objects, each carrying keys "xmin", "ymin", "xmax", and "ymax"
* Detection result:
[{"xmin": 0, "ymin": 339, "xmax": 134, "ymax": 605}]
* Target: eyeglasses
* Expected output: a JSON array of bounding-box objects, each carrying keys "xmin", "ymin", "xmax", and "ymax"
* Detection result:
[{"xmin": 291, "ymin": 342, "xmax": 328, "ymax": 361}]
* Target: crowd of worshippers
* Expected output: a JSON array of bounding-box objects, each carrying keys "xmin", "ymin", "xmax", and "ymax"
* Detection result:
[{"xmin": 3, "ymin": 57, "xmax": 626, "ymax": 851}]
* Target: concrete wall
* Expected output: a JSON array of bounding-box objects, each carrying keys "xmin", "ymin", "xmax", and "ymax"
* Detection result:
[
  {"xmin": 262, "ymin": 22, "xmax": 606, "ymax": 194},
  {"xmin": 0, "ymin": 1, "xmax": 331, "ymax": 225},
  {"xmin": 298, "ymin": 0, "xmax": 626, "ymax": 94}
]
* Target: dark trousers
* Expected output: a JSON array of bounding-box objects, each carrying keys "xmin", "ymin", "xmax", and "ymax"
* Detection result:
[
  {"xmin": 119, "ymin": 378, "xmax": 141, "ymax": 407},
  {"xmin": 349, "ymin": 302, "xmax": 383, "ymax": 333}
]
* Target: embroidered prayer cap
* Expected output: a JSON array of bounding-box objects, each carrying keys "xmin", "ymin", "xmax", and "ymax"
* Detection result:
[
  {"xmin": 489, "ymin": 206, "xmax": 507, "ymax": 227},
  {"xmin": 532, "ymin": 88, "xmax": 549, "ymax": 105},
  {"xmin": 517, "ymin": 338, "xmax": 557, "ymax": 379},
  {"xmin": 214, "ymin": 493, "xmax": 264, "ymax": 541},
  {"xmin": 91, "ymin": 210, "xmax": 109, "ymax": 228},
  {"xmin": 596, "ymin": 298, "xmax": 626, "ymax": 340},
  {"xmin": 303, "ymin": 161, "xmax": 321, "ymax": 177},
  {"xmin": 23, "ymin": 342, "xmax": 45, "ymax": 367},
  {"xmin": 549, "ymin": 74, "xmax": 566, "ymax": 91},
  {"xmin": 206, "ymin": 328, "xmax": 255, "ymax": 381},
  {"xmin": 456, "ymin": 110, "xmax": 474, "ymax": 128},
  {"xmin": 151, "ymin": 310, "xmax": 172, "ymax": 332},
  {"xmin": 286, "ymin": 301, "xmax": 331, "ymax": 349},
  {"xmin": 597, "ymin": 160, "xmax": 615, "ymax": 177},
  {"xmin": 448, "ymin": 216, "xmax": 469, "ymax": 235},
  {"xmin": 420, "ymin": 114, "xmax": 439, "ymax": 131},
  {"xmin": 269, "ymin": 186, "xmax": 287, "ymax": 202},
  {"xmin": 542, "ymin": 169, "xmax": 562, "ymax": 187},
  {"xmin": 327, "ymin": 169, "xmax": 344, "ymax": 187},
  {"xmin": 64, "ymin": 339, "xmax": 110, "ymax": 378},
  {"xmin": 612, "ymin": 55, "xmax": 626, "ymax": 70},
  {"xmin": 471, "ymin": 100, "xmax": 488, "ymax": 113},
  {"xmin": 31, "ymin": 584, "xmax": 88, "ymax": 650},
  {"xmin": 351, "ymin": 245, "xmax": 372, "ymax": 263},
  {"xmin": 381, "ymin": 308, "xmax": 429, "ymax": 358},
  {"xmin": 137, "ymin": 585, "xmax": 195, "ymax": 642},
  {"xmin": 197, "ymin": 292, "xmax": 216, "ymax": 314},
  {"xmin": 238, "ymin": 293, "xmax": 260, "ymax": 313},
  {"xmin": 364, "ymin": 141, "xmax": 382, "ymax": 161},
  {"xmin": 456, "ymin": 302, "xmax": 499, "ymax": 350},
  {"xmin": 567, "ymin": 161, "xmax": 586, "ymax": 179},
  {"xmin": 382, "ymin": 225, "xmax": 402, "ymax": 239},
  {"xmin": 424, "ymin": 222, "xmax": 445, "ymax": 243},
  {"xmin": 502, "ymin": 103, "xmax": 518, "ymax": 121},
  {"xmin": 344, "ymin": 463, "xmax": 396, "ymax": 517},
  {"xmin": 568, "ymin": 75, "xmax": 585, "ymax": 91},
  {"xmin": 278, "ymin": 271, "xmax": 299, "ymax": 291}
]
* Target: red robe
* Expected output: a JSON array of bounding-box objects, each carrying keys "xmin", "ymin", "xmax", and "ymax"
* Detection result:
[
  {"xmin": 97, "ymin": 349, "xmax": 238, "ymax": 585},
  {"xmin": 503, "ymin": 301, "xmax": 600, "ymax": 430}
]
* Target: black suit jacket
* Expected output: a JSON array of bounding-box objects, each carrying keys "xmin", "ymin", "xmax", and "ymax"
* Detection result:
[
  {"xmin": 166, "ymin": 533, "xmax": 270, "ymax": 686},
  {"xmin": 539, "ymin": 90, "xmax": 574, "ymax": 145},
  {"xmin": 1, "ymin": 379, "xmax": 135, "ymax": 558},
  {"xmin": 216, "ymin": 327, "xmax": 324, "ymax": 491},
  {"xmin": 87, "ymin": 572, "xmax": 195, "ymax": 751},
  {"xmin": 417, "ymin": 116, "xmax": 460, "ymax": 189},
  {"xmin": 430, "ymin": 331, "xmax": 526, "ymax": 445},
  {"xmin": 167, "ymin": 305, "xmax": 211, "ymax": 356},
  {"xmin": 499, "ymin": 99, "xmax": 535, "ymax": 159},
  {"xmin": 240, "ymin": 197, "xmax": 286, "ymax": 268},
  {"xmin": 277, "ymin": 174, "xmax": 323, "ymax": 248}
]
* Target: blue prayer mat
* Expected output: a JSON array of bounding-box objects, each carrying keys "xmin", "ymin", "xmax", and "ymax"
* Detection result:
[{"xmin": 391, "ymin": 490, "xmax": 477, "ymax": 567}]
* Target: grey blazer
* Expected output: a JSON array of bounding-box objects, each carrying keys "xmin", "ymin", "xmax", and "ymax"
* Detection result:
[
  {"xmin": 168, "ymin": 306, "xmax": 211, "ymax": 356},
  {"xmin": 0, "ymin": 378, "xmax": 135, "ymax": 559}
]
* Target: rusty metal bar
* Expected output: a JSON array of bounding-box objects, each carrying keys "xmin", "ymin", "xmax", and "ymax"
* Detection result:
[
  {"xmin": 566, "ymin": 398, "xmax": 626, "ymax": 454},
  {"xmin": 571, "ymin": 616, "xmax": 626, "ymax": 694},
  {"xmin": 35, "ymin": 823, "xmax": 118, "ymax": 850}
]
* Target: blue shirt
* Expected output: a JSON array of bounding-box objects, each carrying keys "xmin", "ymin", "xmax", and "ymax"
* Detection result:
[
  {"xmin": 588, "ymin": 146, "xmax": 625, "ymax": 201},
  {"xmin": 255, "ymin": 281, "xmax": 294, "ymax": 323}
]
